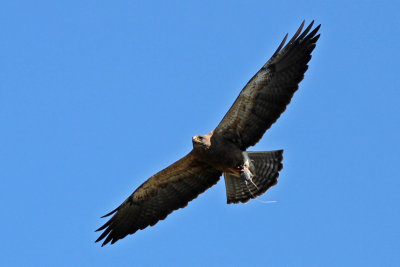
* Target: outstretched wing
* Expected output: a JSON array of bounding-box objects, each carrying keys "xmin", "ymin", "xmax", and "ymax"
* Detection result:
[
  {"xmin": 96, "ymin": 152, "xmax": 222, "ymax": 246},
  {"xmin": 214, "ymin": 21, "xmax": 320, "ymax": 150}
]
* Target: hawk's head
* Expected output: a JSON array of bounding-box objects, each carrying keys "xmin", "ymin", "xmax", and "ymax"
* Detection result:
[{"xmin": 192, "ymin": 135, "xmax": 210, "ymax": 149}]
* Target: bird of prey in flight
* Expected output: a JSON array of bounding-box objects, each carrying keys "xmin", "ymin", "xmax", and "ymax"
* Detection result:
[{"xmin": 96, "ymin": 21, "xmax": 320, "ymax": 246}]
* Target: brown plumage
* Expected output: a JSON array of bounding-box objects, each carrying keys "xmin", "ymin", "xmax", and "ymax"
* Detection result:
[{"xmin": 96, "ymin": 21, "xmax": 320, "ymax": 246}]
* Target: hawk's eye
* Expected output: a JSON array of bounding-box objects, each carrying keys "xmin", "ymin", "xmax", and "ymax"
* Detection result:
[{"xmin": 198, "ymin": 136, "xmax": 203, "ymax": 140}]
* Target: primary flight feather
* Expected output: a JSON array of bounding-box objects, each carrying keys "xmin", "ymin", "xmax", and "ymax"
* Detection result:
[{"xmin": 96, "ymin": 21, "xmax": 320, "ymax": 246}]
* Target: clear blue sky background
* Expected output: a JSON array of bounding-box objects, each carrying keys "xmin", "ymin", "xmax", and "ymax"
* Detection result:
[{"xmin": 1, "ymin": 1, "xmax": 399, "ymax": 266}]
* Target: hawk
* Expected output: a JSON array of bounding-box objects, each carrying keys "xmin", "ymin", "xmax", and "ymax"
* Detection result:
[{"xmin": 96, "ymin": 21, "xmax": 320, "ymax": 246}]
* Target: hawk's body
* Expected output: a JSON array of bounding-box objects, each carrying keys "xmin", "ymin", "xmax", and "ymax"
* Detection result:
[
  {"xmin": 96, "ymin": 21, "xmax": 320, "ymax": 246},
  {"xmin": 192, "ymin": 132, "xmax": 243, "ymax": 171}
]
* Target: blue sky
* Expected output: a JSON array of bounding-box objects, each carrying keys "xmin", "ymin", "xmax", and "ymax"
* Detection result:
[{"xmin": 1, "ymin": 1, "xmax": 399, "ymax": 266}]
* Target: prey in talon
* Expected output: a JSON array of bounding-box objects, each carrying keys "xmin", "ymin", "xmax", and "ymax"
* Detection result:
[{"xmin": 239, "ymin": 152, "xmax": 257, "ymax": 188}]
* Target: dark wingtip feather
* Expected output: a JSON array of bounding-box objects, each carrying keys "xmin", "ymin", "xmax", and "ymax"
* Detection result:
[
  {"xmin": 288, "ymin": 21, "xmax": 305, "ymax": 44},
  {"xmin": 298, "ymin": 21, "xmax": 314, "ymax": 40},
  {"xmin": 299, "ymin": 20, "xmax": 305, "ymax": 30},
  {"xmin": 307, "ymin": 24, "xmax": 321, "ymax": 40},
  {"xmin": 311, "ymin": 34, "xmax": 321, "ymax": 43},
  {"xmin": 95, "ymin": 219, "xmax": 112, "ymax": 232},
  {"xmin": 95, "ymin": 225, "xmax": 113, "ymax": 242},
  {"xmin": 272, "ymin": 33, "xmax": 288, "ymax": 57},
  {"xmin": 95, "ymin": 208, "xmax": 118, "ymax": 233},
  {"xmin": 101, "ymin": 207, "xmax": 119, "ymax": 218},
  {"xmin": 95, "ymin": 236, "xmax": 103, "ymax": 243},
  {"xmin": 104, "ymin": 235, "xmax": 114, "ymax": 246}
]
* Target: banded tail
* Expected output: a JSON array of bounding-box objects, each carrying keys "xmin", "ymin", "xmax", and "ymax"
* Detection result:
[{"xmin": 224, "ymin": 150, "xmax": 283, "ymax": 204}]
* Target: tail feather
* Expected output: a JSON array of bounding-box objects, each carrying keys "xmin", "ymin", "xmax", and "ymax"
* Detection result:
[{"xmin": 224, "ymin": 150, "xmax": 283, "ymax": 204}]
